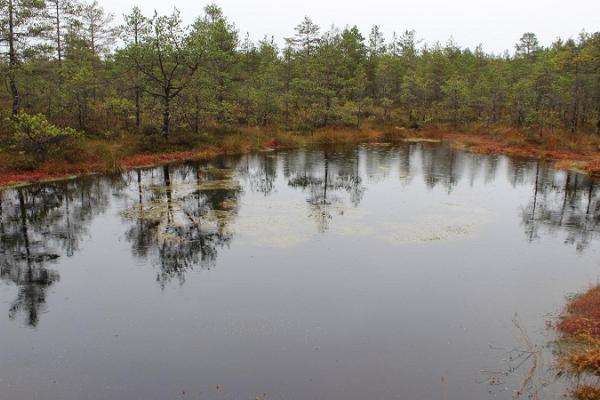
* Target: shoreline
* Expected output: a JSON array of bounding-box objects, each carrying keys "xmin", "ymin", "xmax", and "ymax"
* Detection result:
[
  {"xmin": 2, "ymin": 128, "xmax": 600, "ymax": 189},
  {"xmin": 556, "ymin": 284, "xmax": 600, "ymax": 400}
]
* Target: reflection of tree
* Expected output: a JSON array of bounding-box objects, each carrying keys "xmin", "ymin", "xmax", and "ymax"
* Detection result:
[
  {"xmin": 123, "ymin": 165, "xmax": 241, "ymax": 288},
  {"xmin": 238, "ymin": 153, "xmax": 278, "ymax": 196},
  {"xmin": 420, "ymin": 144, "xmax": 461, "ymax": 192},
  {"xmin": 522, "ymin": 162, "xmax": 600, "ymax": 251},
  {"xmin": 507, "ymin": 158, "xmax": 536, "ymax": 187},
  {"xmin": 0, "ymin": 178, "xmax": 113, "ymax": 327},
  {"xmin": 287, "ymin": 148, "xmax": 365, "ymax": 232}
]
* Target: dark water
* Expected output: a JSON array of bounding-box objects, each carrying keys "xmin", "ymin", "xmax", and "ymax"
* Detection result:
[{"xmin": 1, "ymin": 143, "xmax": 600, "ymax": 400}]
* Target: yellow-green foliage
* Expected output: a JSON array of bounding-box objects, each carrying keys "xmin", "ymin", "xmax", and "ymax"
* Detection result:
[{"xmin": 10, "ymin": 113, "xmax": 81, "ymax": 160}]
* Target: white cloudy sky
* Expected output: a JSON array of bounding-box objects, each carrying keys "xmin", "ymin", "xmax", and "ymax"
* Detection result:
[{"xmin": 101, "ymin": 0, "xmax": 599, "ymax": 54}]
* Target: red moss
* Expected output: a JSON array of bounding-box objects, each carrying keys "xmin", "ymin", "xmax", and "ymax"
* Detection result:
[
  {"xmin": 261, "ymin": 139, "xmax": 279, "ymax": 149},
  {"xmin": 3, "ymin": 128, "xmax": 600, "ymax": 187},
  {"xmin": 0, "ymin": 160, "xmax": 104, "ymax": 186},
  {"xmin": 574, "ymin": 385, "xmax": 600, "ymax": 400},
  {"xmin": 558, "ymin": 286, "xmax": 600, "ymax": 340},
  {"xmin": 121, "ymin": 148, "xmax": 218, "ymax": 168},
  {"xmin": 560, "ymin": 317, "xmax": 600, "ymax": 338},
  {"xmin": 570, "ymin": 350, "xmax": 600, "ymax": 374},
  {"xmin": 0, "ymin": 149, "xmax": 220, "ymax": 187}
]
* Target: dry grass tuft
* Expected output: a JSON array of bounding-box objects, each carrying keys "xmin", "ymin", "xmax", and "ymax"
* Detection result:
[
  {"xmin": 555, "ymin": 285, "xmax": 600, "ymax": 397},
  {"xmin": 574, "ymin": 385, "xmax": 600, "ymax": 400},
  {"xmin": 570, "ymin": 349, "xmax": 600, "ymax": 374}
]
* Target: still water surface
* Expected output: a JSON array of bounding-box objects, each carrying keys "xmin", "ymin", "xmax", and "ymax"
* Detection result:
[{"xmin": 1, "ymin": 143, "xmax": 600, "ymax": 400}]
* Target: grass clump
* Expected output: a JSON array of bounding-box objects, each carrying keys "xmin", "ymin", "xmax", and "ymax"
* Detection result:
[
  {"xmin": 3, "ymin": 152, "xmax": 39, "ymax": 171},
  {"xmin": 574, "ymin": 385, "xmax": 600, "ymax": 400},
  {"xmin": 556, "ymin": 285, "xmax": 600, "ymax": 398},
  {"xmin": 220, "ymin": 133, "xmax": 263, "ymax": 154}
]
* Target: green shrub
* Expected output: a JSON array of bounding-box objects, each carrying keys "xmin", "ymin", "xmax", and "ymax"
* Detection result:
[
  {"xmin": 49, "ymin": 138, "xmax": 89, "ymax": 164},
  {"xmin": 10, "ymin": 113, "xmax": 81, "ymax": 160},
  {"xmin": 5, "ymin": 152, "xmax": 40, "ymax": 171}
]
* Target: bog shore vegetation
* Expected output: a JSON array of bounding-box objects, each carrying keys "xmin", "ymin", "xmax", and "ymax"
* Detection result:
[
  {"xmin": 1, "ymin": 1, "xmax": 600, "ymax": 186},
  {"xmin": 5, "ymin": 125, "xmax": 600, "ymax": 188},
  {"xmin": 557, "ymin": 285, "xmax": 600, "ymax": 400}
]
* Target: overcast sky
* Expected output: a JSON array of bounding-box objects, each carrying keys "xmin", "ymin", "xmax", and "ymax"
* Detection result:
[{"xmin": 101, "ymin": 0, "xmax": 600, "ymax": 54}]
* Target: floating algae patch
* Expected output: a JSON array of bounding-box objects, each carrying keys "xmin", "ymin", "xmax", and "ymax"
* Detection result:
[
  {"xmin": 146, "ymin": 170, "xmax": 241, "ymax": 197},
  {"xmin": 379, "ymin": 215, "xmax": 479, "ymax": 244},
  {"xmin": 327, "ymin": 208, "xmax": 376, "ymax": 237},
  {"xmin": 147, "ymin": 180, "xmax": 240, "ymax": 194},
  {"xmin": 381, "ymin": 205, "xmax": 492, "ymax": 244},
  {"xmin": 229, "ymin": 196, "xmax": 491, "ymax": 248},
  {"xmin": 121, "ymin": 199, "xmax": 175, "ymax": 221},
  {"xmin": 121, "ymin": 172, "xmax": 241, "ymax": 230},
  {"xmin": 122, "ymin": 200, "xmax": 238, "ymax": 245},
  {"xmin": 197, "ymin": 179, "xmax": 241, "ymax": 191},
  {"xmin": 362, "ymin": 142, "xmax": 393, "ymax": 147},
  {"xmin": 403, "ymin": 138, "xmax": 442, "ymax": 143},
  {"xmin": 330, "ymin": 203, "xmax": 491, "ymax": 244},
  {"xmin": 220, "ymin": 198, "xmax": 238, "ymax": 211},
  {"xmin": 199, "ymin": 167, "xmax": 237, "ymax": 180},
  {"xmin": 232, "ymin": 199, "xmax": 319, "ymax": 248}
]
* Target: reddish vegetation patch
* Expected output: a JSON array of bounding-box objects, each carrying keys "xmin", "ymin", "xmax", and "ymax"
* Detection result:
[
  {"xmin": 559, "ymin": 285, "xmax": 600, "ymax": 338},
  {"xmin": 557, "ymin": 284, "xmax": 600, "ymax": 391},
  {"xmin": 438, "ymin": 132, "xmax": 594, "ymax": 163},
  {"xmin": 120, "ymin": 148, "xmax": 218, "ymax": 168},
  {"xmin": 3, "ymin": 129, "xmax": 600, "ymax": 187},
  {"xmin": 585, "ymin": 160, "xmax": 600, "ymax": 175},
  {"xmin": 570, "ymin": 351, "xmax": 600, "ymax": 374},
  {"xmin": 557, "ymin": 285, "xmax": 600, "ymax": 342},
  {"xmin": 0, "ymin": 149, "xmax": 220, "ymax": 187},
  {"xmin": 261, "ymin": 139, "xmax": 280, "ymax": 149},
  {"xmin": 560, "ymin": 317, "xmax": 600, "ymax": 338},
  {"xmin": 0, "ymin": 160, "xmax": 105, "ymax": 187},
  {"xmin": 574, "ymin": 385, "xmax": 600, "ymax": 400},
  {"xmin": 416, "ymin": 130, "xmax": 600, "ymax": 175}
]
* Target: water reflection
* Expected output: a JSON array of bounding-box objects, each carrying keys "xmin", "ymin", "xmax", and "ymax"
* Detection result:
[
  {"xmin": 287, "ymin": 148, "xmax": 365, "ymax": 232},
  {"xmin": 239, "ymin": 152, "xmax": 278, "ymax": 196},
  {"xmin": 2, "ymin": 144, "xmax": 600, "ymax": 328},
  {"xmin": 522, "ymin": 161, "xmax": 600, "ymax": 251},
  {"xmin": 0, "ymin": 178, "xmax": 116, "ymax": 326},
  {"xmin": 122, "ymin": 164, "xmax": 241, "ymax": 287}
]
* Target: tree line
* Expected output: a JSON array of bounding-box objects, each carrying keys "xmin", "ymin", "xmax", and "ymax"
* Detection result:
[{"xmin": 2, "ymin": 0, "xmax": 600, "ymax": 140}]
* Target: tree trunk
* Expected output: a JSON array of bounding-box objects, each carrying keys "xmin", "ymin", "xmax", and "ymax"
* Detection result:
[
  {"xmin": 8, "ymin": 0, "xmax": 19, "ymax": 117},
  {"xmin": 78, "ymin": 97, "xmax": 85, "ymax": 130},
  {"xmin": 135, "ymin": 87, "xmax": 141, "ymax": 129},
  {"xmin": 134, "ymin": 26, "xmax": 140, "ymax": 129},
  {"xmin": 570, "ymin": 61, "xmax": 580, "ymax": 133},
  {"xmin": 162, "ymin": 95, "xmax": 170, "ymax": 139},
  {"xmin": 193, "ymin": 95, "xmax": 200, "ymax": 134},
  {"xmin": 324, "ymin": 95, "xmax": 331, "ymax": 127},
  {"xmin": 55, "ymin": 1, "xmax": 62, "ymax": 66}
]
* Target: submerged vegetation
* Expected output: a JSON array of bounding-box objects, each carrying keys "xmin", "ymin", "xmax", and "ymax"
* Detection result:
[{"xmin": 1, "ymin": 1, "xmax": 600, "ymax": 183}]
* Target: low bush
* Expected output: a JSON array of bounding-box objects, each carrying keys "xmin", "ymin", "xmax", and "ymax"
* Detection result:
[
  {"xmin": 9, "ymin": 113, "xmax": 81, "ymax": 161},
  {"xmin": 49, "ymin": 138, "xmax": 89, "ymax": 164},
  {"xmin": 4, "ymin": 152, "xmax": 40, "ymax": 171}
]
